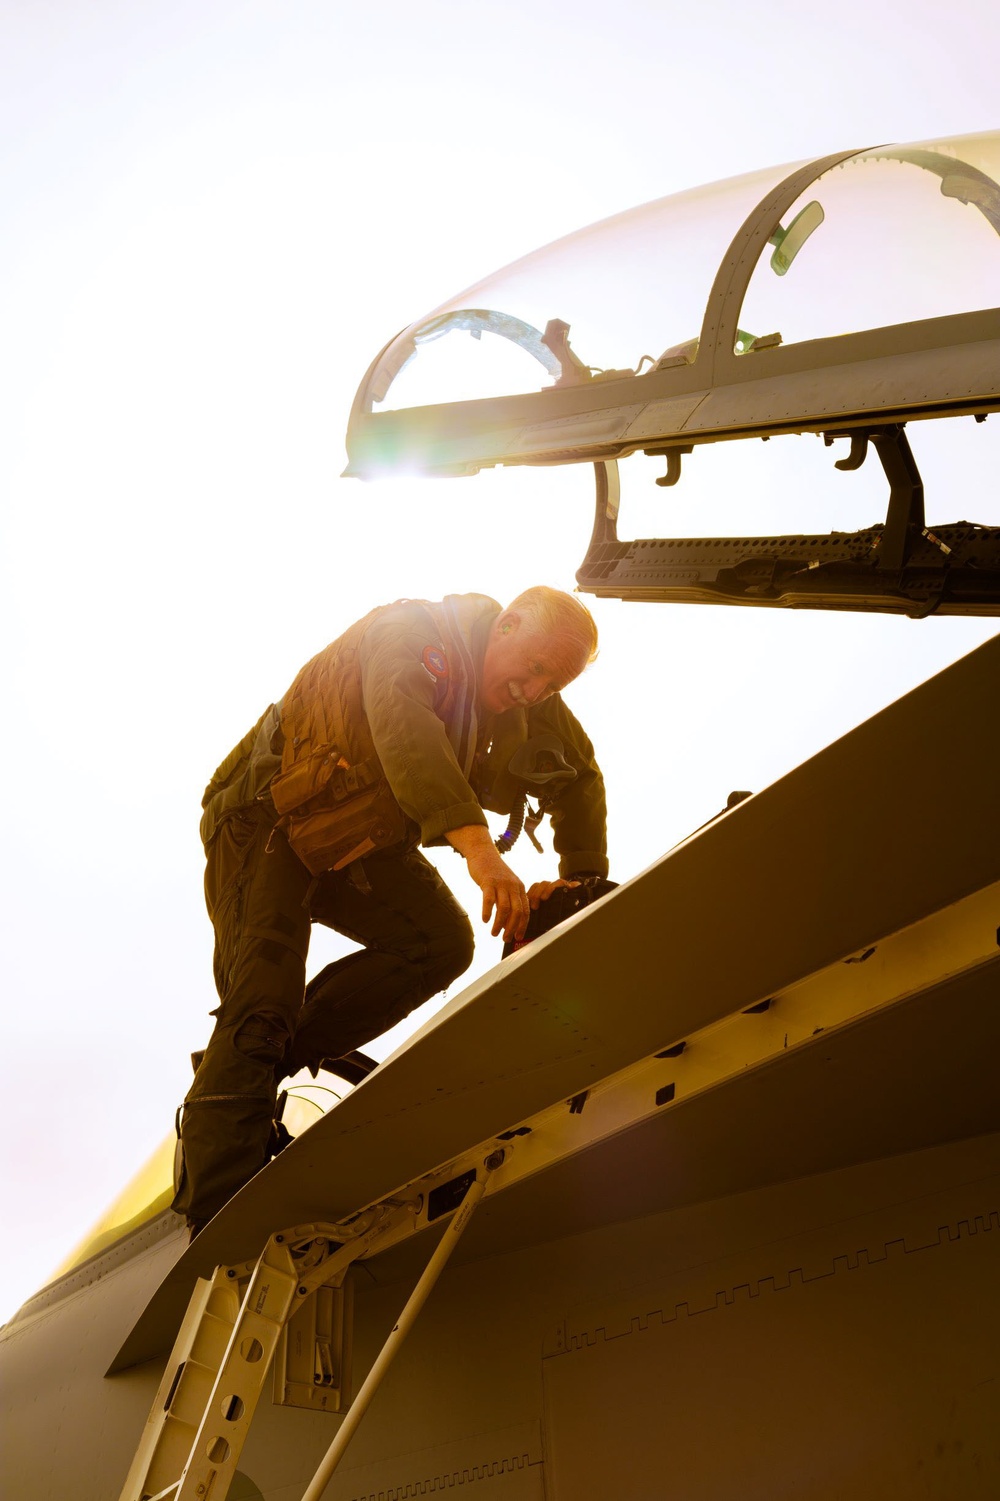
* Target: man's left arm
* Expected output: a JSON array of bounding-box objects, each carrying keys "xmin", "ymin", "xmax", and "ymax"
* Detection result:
[{"xmin": 528, "ymin": 694, "xmax": 608, "ymax": 880}]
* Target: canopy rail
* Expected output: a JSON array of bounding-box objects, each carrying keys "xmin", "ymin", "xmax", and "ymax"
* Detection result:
[{"xmin": 576, "ymin": 426, "xmax": 1000, "ymax": 616}]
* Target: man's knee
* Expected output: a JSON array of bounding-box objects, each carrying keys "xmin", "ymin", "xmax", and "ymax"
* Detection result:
[{"xmin": 424, "ymin": 911, "xmax": 475, "ymax": 992}]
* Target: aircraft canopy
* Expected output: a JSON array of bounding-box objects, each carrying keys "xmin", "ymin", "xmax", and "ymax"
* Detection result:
[{"xmin": 345, "ymin": 131, "xmax": 1000, "ymax": 479}]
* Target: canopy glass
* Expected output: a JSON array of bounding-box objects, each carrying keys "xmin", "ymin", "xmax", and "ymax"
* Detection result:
[
  {"xmin": 739, "ymin": 132, "xmax": 1000, "ymax": 349},
  {"xmin": 357, "ymin": 131, "xmax": 999, "ymax": 419},
  {"xmin": 373, "ymin": 161, "xmax": 798, "ymax": 410}
]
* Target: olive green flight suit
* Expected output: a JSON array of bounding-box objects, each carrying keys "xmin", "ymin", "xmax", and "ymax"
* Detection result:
[{"xmin": 173, "ymin": 597, "xmax": 607, "ymax": 1227}]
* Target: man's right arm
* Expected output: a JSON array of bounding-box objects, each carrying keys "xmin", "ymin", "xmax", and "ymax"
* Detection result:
[
  {"xmin": 360, "ymin": 611, "xmax": 486, "ymax": 842},
  {"xmin": 446, "ymin": 824, "xmax": 530, "ymax": 942},
  {"xmin": 359, "ymin": 611, "xmax": 530, "ymax": 943}
]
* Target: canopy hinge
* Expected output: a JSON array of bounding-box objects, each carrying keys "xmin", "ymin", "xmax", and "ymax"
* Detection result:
[{"xmin": 826, "ymin": 423, "xmax": 926, "ymax": 571}]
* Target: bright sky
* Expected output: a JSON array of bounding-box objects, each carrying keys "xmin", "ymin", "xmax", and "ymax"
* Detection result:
[{"xmin": 2, "ymin": 1, "xmax": 998, "ymax": 1323}]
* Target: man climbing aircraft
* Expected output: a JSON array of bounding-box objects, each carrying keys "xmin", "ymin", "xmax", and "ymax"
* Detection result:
[{"xmin": 173, "ymin": 587, "xmax": 608, "ymax": 1233}]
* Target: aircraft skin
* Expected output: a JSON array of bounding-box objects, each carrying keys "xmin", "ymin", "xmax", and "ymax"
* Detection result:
[
  {"xmin": 3, "ymin": 636, "xmax": 999, "ymax": 1500},
  {"xmin": 2, "ymin": 135, "xmax": 999, "ymax": 1500}
]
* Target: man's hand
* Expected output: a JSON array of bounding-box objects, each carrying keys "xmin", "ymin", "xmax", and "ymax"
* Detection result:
[
  {"xmin": 526, "ymin": 878, "xmax": 580, "ymax": 910},
  {"xmin": 446, "ymin": 825, "xmax": 530, "ymax": 942}
]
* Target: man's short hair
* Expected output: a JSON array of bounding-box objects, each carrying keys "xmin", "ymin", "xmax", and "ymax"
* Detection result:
[{"xmin": 508, "ymin": 585, "xmax": 599, "ymax": 664}]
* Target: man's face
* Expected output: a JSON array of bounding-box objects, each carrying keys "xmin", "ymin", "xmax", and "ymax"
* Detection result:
[{"xmin": 478, "ymin": 610, "xmax": 589, "ymax": 715}]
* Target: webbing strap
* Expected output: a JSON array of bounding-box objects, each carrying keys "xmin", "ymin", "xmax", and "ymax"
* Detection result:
[{"xmin": 243, "ymin": 923, "xmax": 307, "ymax": 957}]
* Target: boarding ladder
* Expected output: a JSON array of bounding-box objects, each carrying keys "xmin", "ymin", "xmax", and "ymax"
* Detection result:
[{"xmin": 118, "ymin": 1153, "xmax": 502, "ymax": 1501}]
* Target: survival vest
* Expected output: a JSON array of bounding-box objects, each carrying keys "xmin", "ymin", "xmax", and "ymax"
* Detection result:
[{"xmin": 270, "ymin": 595, "xmax": 496, "ymax": 874}]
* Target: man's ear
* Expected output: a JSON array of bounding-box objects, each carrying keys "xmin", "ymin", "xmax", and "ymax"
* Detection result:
[{"xmin": 498, "ymin": 610, "xmax": 520, "ymax": 637}]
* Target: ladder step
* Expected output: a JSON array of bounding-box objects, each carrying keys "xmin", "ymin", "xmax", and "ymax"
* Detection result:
[{"xmin": 118, "ymin": 1273, "xmax": 242, "ymax": 1501}]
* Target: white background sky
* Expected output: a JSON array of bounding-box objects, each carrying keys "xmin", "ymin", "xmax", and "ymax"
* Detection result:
[{"xmin": 2, "ymin": 1, "xmax": 997, "ymax": 1323}]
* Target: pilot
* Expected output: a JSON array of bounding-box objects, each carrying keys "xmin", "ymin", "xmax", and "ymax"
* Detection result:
[{"xmin": 173, "ymin": 586, "xmax": 608, "ymax": 1234}]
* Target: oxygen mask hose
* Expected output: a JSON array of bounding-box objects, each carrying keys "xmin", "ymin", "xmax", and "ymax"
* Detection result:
[
  {"xmin": 494, "ymin": 793, "xmax": 526, "ymax": 853},
  {"xmin": 494, "ymin": 734, "xmax": 577, "ymax": 855}
]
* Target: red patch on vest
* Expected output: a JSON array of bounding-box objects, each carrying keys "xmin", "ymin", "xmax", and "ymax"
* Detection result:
[{"xmin": 421, "ymin": 645, "xmax": 449, "ymax": 680}]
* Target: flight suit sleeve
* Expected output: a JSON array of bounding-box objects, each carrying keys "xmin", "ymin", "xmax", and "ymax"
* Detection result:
[
  {"xmin": 358, "ymin": 609, "xmax": 489, "ymax": 846},
  {"xmin": 528, "ymin": 695, "xmax": 609, "ymax": 880}
]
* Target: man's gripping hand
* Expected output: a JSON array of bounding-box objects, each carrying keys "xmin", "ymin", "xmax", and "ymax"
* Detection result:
[
  {"xmin": 447, "ymin": 825, "xmax": 530, "ymax": 943},
  {"xmin": 526, "ymin": 878, "xmax": 581, "ymax": 910}
]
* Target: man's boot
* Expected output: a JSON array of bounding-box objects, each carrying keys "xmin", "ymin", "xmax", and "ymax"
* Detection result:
[{"xmin": 318, "ymin": 1050, "xmax": 379, "ymax": 1086}]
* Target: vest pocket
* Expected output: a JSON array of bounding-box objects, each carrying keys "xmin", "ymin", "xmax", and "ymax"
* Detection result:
[
  {"xmin": 279, "ymin": 783, "xmax": 409, "ymax": 875},
  {"xmin": 270, "ymin": 747, "xmax": 340, "ymax": 814}
]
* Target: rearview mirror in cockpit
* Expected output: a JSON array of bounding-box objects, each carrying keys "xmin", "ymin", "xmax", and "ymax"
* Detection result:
[{"xmin": 769, "ymin": 199, "xmax": 825, "ymax": 275}]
